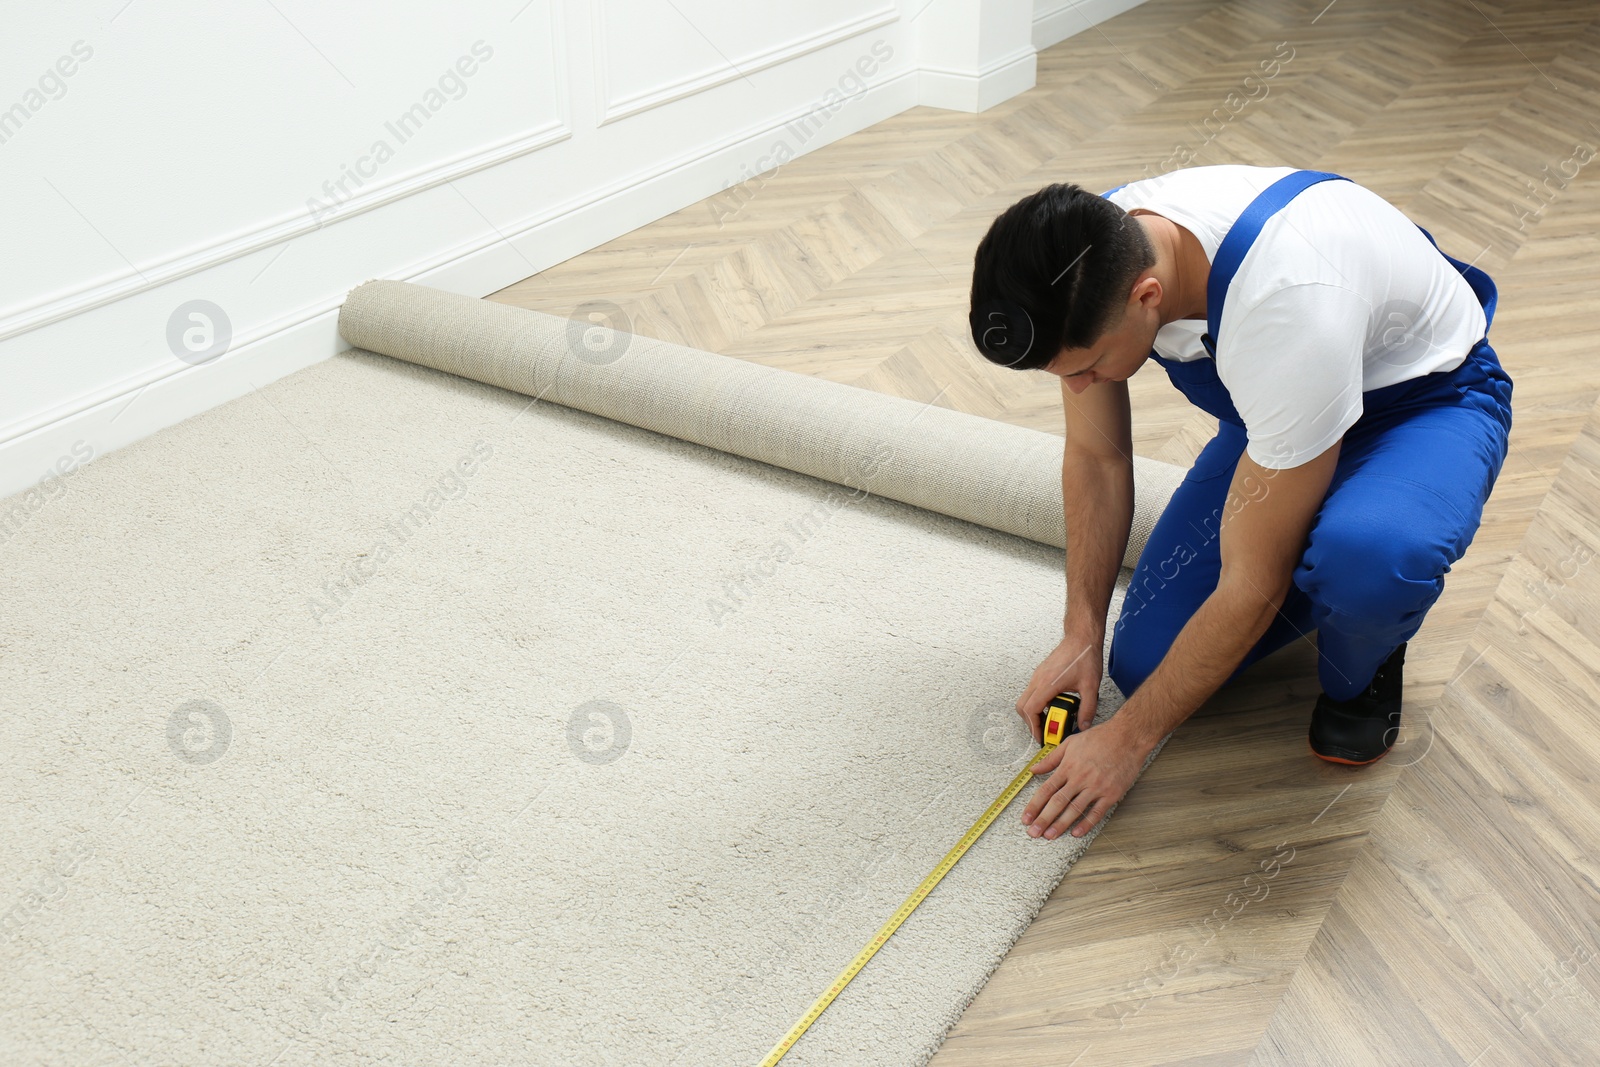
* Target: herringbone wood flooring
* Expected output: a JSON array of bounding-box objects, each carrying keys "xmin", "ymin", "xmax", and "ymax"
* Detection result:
[{"xmin": 489, "ymin": 0, "xmax": 1600, "ymax": 1061}]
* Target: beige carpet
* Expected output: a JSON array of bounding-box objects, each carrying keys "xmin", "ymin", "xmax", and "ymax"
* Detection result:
[{"xmin": 0, "ymin": 285, "xmax": 1184, "ymax": 1065}]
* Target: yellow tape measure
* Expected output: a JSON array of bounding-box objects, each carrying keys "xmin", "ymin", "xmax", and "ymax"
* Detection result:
[{"xmin": 757, "ymin": 692, "xmax": 1080, "ymax": 1066}]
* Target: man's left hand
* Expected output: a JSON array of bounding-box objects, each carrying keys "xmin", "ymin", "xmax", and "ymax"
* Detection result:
[{"xmin": 1021, "ymin": 717, "xmax": 1150, "ymax": 840}]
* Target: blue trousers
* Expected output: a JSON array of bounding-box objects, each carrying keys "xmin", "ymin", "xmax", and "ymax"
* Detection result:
[{"xmin": 1106, "ymin": 339, "xmax": 1513, "ymax": 702}]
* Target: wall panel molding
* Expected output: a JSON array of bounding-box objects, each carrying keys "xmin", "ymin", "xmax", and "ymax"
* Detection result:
[
  {"xmin": 593, "ymin": 2, "xmax": 898, "ymax": 125},
  {"xmin": 0, "ymin": 1, "xmax": 572, "ymax": 346},
  {"xmin": 0, "ymin": 0, "xmax": 1147, "ymax": 500},
  {"xmin": 0, "ymin": 67, "xmax": 920, "ymax": 497},
  {"xmin": 0, "ymin": 122, "xmax": 572, "ymax": 346}
]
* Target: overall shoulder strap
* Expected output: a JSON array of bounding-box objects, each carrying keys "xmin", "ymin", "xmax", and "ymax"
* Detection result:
[
  {"xmin": 1100, "ymin": 171, "xmax": 1354, "ymax": 356},
  {"xmin": 1207, "ymin": 170, "xmax": 1351, "ymax": 350}
]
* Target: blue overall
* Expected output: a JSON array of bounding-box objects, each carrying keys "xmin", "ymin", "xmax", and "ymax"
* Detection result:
[{"xmin": 1099, "ymin": 171, "xmax": 1513, "ymax": 701}]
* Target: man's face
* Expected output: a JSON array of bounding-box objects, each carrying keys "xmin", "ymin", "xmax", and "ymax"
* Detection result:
[{"xmin": 1045, "ymin": 289, "xmax": 1160, "ymax": 393}]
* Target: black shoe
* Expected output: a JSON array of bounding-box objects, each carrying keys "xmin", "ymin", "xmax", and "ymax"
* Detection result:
[{"xmin": 1309, "ymin": 642, "xmax": 1406, "ymax": 765}]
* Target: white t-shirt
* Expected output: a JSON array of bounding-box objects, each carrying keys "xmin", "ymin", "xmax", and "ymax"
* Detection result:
[{"xmin": 1106, "ymin": 165, "xmax": 1487, "ymax": 469}]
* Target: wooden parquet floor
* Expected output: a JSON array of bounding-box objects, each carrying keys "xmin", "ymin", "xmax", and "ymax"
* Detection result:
[{"xmin": 488, "ymin": 0, "xmax": 1600, "ymax": 1061}]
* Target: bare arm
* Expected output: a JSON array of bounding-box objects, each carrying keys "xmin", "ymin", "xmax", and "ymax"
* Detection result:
[
  {"xmin": 1015, "ymin": 377, "xmax": 1136, "ymax": 738},
  {"xmin": 1112, "ymin": 440, "xmax": 1343, "ymax": 750},
  {"xmin": 1021, "ymin": 438, "xmax": 1345, "ymax": 841},
  {"xmin": 1060, "ymin": 376, "xmax": 1134, "ymax": 642}
]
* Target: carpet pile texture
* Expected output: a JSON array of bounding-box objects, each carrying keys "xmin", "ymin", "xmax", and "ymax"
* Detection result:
[{"xmin": 0, "ymin": 283, "xmax": 1185, "ymax": 1065}]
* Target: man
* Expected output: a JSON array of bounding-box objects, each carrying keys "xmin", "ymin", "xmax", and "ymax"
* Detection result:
[{"xmin": 966, "ymin": 165, "xmax": 1512, "ymax": 843}]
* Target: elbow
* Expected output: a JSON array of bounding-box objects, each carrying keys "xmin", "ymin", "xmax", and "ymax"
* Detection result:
[{"xmin": 1217, "ymin": 569, "xmax": 1292, "ymax": 629}]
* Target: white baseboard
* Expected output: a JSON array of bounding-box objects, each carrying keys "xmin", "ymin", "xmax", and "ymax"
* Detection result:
[
  {"xmin": 1033, "ymin": 0, "xmax": 1147, "ymax": 51},
  {"xmin": 0, "ymin": 70, "xmax": 922, "ymax": 502},
  {"xmin": 917, "ymin": 47, "xmax": 1038, "ymax": 113},
  {"xmin": 0, "ymin": 307, "xmax": 342, "ymax": 540}
]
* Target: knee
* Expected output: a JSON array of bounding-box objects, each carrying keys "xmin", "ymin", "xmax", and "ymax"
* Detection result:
[
  {"xmin": 1107, "ymin": 607, "xmax": 1167, "ymax": 697},
  {"xmin": 1301, "ymin": 516, "xmax": 1446, "ymax": 625}
]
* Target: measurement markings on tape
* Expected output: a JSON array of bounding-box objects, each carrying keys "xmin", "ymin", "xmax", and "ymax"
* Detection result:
[{"xmin": 758, "ymin": 692, "xmax": 1080, "ymax": 1066}]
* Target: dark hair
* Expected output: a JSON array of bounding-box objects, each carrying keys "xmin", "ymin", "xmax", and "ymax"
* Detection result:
[{"xmin": 968, "ymin": 183, "xmax": 1156, "ymax": 372}]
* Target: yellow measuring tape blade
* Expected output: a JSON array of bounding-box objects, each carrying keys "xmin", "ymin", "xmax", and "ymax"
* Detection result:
[{"xmin": 757, "ymin": 694, "xmax": 1079, "ymax": 1066}]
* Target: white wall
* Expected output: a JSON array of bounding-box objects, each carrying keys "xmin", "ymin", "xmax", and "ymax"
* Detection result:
[
  {"xmin": 0, "ymin": 0, "xmax": 1141, "ymax": 505},
  {"xmin": 1032, "ymin": 0, "xmax": 1149, "ymax": 51}
]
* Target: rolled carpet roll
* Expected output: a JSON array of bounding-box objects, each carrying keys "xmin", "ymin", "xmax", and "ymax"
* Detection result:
[{"xmin": 337, "ymin": 279, "xmax": 1185, "ymax": 567}]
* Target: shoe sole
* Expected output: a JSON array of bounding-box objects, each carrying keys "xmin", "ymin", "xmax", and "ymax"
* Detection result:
[{"xmin": 1309, "ymin": 740, "xmax": 1391, "ymax": 766}]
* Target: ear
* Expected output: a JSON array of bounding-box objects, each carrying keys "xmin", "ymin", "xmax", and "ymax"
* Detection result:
[{"xmin": 1131, "ymin": 274, "xmax": 1162, "ymax": 312}]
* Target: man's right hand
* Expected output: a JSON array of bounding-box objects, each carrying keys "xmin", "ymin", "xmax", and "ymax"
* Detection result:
[{"xmin": 1016, "ymin": 629, "xmax": 1103, "ymax": 744}]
